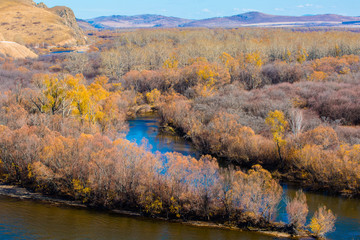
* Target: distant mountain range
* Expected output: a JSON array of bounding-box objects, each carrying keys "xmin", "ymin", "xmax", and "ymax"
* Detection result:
[
  {"xmin": 80, "ymin": 12, "xmax": 360, "ymax": 29},
  {"xmin": 82, "ymin": 14, "xmax": 192, "ymax": 29}
]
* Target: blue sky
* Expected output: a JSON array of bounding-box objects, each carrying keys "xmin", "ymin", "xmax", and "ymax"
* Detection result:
[{"xmin": 36, "ymin": 0, "xmax": 360, "ymax": 19}]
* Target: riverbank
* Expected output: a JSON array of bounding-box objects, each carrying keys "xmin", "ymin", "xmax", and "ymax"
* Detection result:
[
  {"xmin": 158, "ymin": 116, "xmax": 360, "ymax": 198},
  {"xmin": 0, "ymin": 184, "xmax": 313, "ymax": 239}
]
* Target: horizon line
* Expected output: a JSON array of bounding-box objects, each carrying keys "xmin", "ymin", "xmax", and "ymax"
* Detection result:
[{"xmin": 79, "ymin": 11, "xmax": 359, "ymax": 20}]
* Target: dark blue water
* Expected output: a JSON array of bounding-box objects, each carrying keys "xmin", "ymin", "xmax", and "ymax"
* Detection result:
[
  {"xmin": 126, "ymin": 115, "xmax": 199, "ymax": 158},
  {"xmin": 0, "ymin": 115, "xmax": 358, "ymax": 240},
  {"xmin": 41, "ymin": 50, "xmax": 75, "ymax": 57},
  {"xmin": 277, "ymin": 185, "xmax": 360, "ymax": 240},
  {"xmin": 50, "ymin": 50, "xmax": 74, "ymax": 54},
  {"xmin": 126, "ymin": 115, "xmax": 360, "ymax": 240}
]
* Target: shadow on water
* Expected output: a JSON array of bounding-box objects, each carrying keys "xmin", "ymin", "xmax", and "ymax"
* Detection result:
[
  {"xmin": 0, "ymin": 114, "xmax": 358, "ymax": 240},
  {"xmin": 0, "ymin": 196, "xmax": 274, "ymax": 240},
  {"xmin": 278, "ymin": 185, "xmax": 360, "ymax": 240},
  {"xmin": 126, "ymin": 114, "xmax": 360, "ymax": 240}
]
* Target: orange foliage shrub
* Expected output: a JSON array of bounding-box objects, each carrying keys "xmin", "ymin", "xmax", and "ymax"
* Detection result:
[
  {"xmin": 299, "ymin": 126, "xmax": 339, "ymax": 150},
  {"xmin": 290, "ymin": 127, "xmax": 360, "ymax": 193},
  {"xmin": 308, "ymin": 71, "xmax": 327, "ymax": 81},
  {"xmin": 0, "ymin": 117, "xmax": 284, "ymax": 223},
  {"xmin": 311, "ymin": 55, "xmax": 359, "ymax": 75}
]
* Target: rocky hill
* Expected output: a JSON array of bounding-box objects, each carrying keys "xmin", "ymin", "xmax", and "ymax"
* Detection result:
[
  {"xmin": 49, "ymin": 6, "xmax": 85, "ymax": 42},
  {"xmin": 0, "ymin": 0, "xmax": 86, "ymax": 46},
  {"xmin": 82, "ymin": 12, "xmax": 360, "ymax": 29}
]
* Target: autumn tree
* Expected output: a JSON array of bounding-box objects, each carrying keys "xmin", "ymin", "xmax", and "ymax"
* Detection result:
[
  {"xmin": 239, "ymin": 52, "xmax": 264, "ymax": 90},
  {"xmin": 265, "ymin": 110, "xmax": 288, "ymax": 164},
  {"xmin": 145, "ymin": 89, "xmax": 161, "ymax": 105},
  {"xmin": 219, "ymin": 52, "xmax": 238, "ymax": 82},
  {"xmin": 296, "ymin": 47, "xmax": 308, "ymax": 64},
  {"xmin": 188, "ymin": 155, "xmax": 219, "ymax": 220},
  {"xmin": 233, "ymin": 165, "xmax": 282, "ymax": 222},
  {"xmin": 31, "ymin": 74, "xmax": 71, "ymax": 115},
  {"xmin": 286, "ymin": 190, "xmax": 308, "ymax": 229},
  {"xmin": 309, "ymin": 206, "xmax": 336, "ymax": 237},
  {"xmin": 218, "ymin": 167, "xmax": 236, "ymax": 222}
]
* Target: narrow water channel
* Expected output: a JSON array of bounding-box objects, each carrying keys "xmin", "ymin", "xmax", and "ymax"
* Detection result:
[
  {"xmin": 126, "ymin": 115, "xmax": 199, "ymax": 158},
  {"xmin": 0, "ymin": 115, "xmax": 358, "ymax": 240},
  {"xmin": 126, "ymin": 115, "xmax": 360, "ymax": 240}
]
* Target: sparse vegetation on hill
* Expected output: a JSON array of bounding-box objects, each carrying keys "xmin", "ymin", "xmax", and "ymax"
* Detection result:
[{"xmin": 0, "ymin": 0, "xmax": 86, "ymax": 46}]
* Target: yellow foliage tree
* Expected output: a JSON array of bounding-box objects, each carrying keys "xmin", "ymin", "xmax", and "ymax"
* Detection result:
[
  {"xmin": 296, "ymin": 47, "xmax": 308, "ymax": 64},
  {"xmin": 163, "ymin": 54, "xmax": 179, "ymax": 69},
  {"xmin": 245, "ymin": 52, "xmax": 263, "ymax": 67},
  {"xmin": 309, "ymin": 206, "xmax": 336, "ymax": 237},
  {"xmin": 32, "ymin": 74, "xmax": 69, "ymax": 115},
  {"xmin": 196, "ymin": 63, "xmax": 216, "ymax": 87},
  {"xmin": 284, "ymin": 49, "xmax": 292, "ymax": 62},
  {"xmin": 220, "ymin": 52, "xmax": 237, "ymax": 71},
  {"xmin": 142, "ymin": 193, "xmax": 163, "ymax": 217},
  {"xmin": 265, "ymin": 110, "xmax": 288, "ymax": 163},
  {"xmin": 145, "ymin": 89, "xmax": 161, "ymax": 104},
  {"xmin": 308, "ymin": 71, "xmax": 327, "ymax": 81},
  {"xmin": 72, "ymin": 179, "xmax": 91, "ymax": 203},
  {"xmin": 32, "ymin": 74, "xmax": 124, "ymax": 134}
]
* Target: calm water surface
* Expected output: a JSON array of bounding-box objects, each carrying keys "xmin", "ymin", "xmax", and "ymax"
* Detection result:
[
  {"xmin": 0, "ymin": 115, "xmax": 358, "ymax": 240},
  {"xmin": 0, "ymin": 196, "xmax": 276, "ymax": 240},
  {"xmin": 126, "ymin": 115, "xmax": 360, "ymax": 240},
  {"xmin": 126, "ymin": 116, "xmax": 199, "ymax": 158}
]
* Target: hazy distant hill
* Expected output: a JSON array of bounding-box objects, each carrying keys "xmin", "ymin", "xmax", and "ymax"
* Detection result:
[
  {"xmin": 84, "ymin": 14, "xmax": 192, "ymax": 28},
  {"xmin": 81, "ymin": 12, "xmax": 360, "ymax": 29},
  {"xmin": 0, "ymin": 0, "xmax": 86, "ymax": 46},
  {"xmin": 182, "ymin": 12, "xmax": 360, "ymax": 27},
  {"xmin": 77, "ymin": 19, "xmax": 98, "ymax": 31}
]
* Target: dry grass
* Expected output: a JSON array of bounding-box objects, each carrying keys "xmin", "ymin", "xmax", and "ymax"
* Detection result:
[{"xmin": 0, "ymin": 0, "xmax": 80, "ymax": 46}]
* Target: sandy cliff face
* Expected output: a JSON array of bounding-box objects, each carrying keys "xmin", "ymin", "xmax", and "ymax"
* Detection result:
[{"xmin": 0, "ymin": 41, "xmax": 38, "ymax": 59}]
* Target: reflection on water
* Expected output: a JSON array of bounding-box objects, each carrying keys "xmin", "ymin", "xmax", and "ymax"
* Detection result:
[
  {"xmin": 126, "ymin": 115, "xmax": 360, "ymax": 240},
  {"xmin": 278, "ymin": 185, "xmax": 360, "ymax": 240},
  {"xmin": 0, "ymin": 196, "xmax": 273, "ymax": 240},
  {"xmin": 0, "ymin": 115, "xmax": 358, "ymax": 240},
  {"xmin": 126, "ymin": 115, "xmax": 200, "ymax": 158}
]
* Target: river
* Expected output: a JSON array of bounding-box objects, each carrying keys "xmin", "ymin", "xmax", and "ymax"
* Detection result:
[
  {"xmin": 0, "ymin": 115, "xmax": 358, "ymax": 240},
  {"xmin": 0, "ymin": 195, "xmax": 273, "ymax": 240},
  {"xmin": 126, "ymin": 115, "xmax": 360, "ymax": 240}
]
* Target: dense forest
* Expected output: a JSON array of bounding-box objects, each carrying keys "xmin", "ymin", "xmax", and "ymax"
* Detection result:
[{"xmin": 2, "ymin": 27, "xmax": 359, "ymax": 237}]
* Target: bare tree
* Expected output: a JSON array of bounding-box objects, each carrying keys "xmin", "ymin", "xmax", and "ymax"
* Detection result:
[
  {"xmin": 286, "ymin": 190, "xmax": 308, "ymax": 228},
  {"xmin": 289, "ymin": 108, "xmax": 304, "ymax": 136},
  {"xmin": 64, "ymin": 53, "xmax": 89, "ymax": 75}
]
